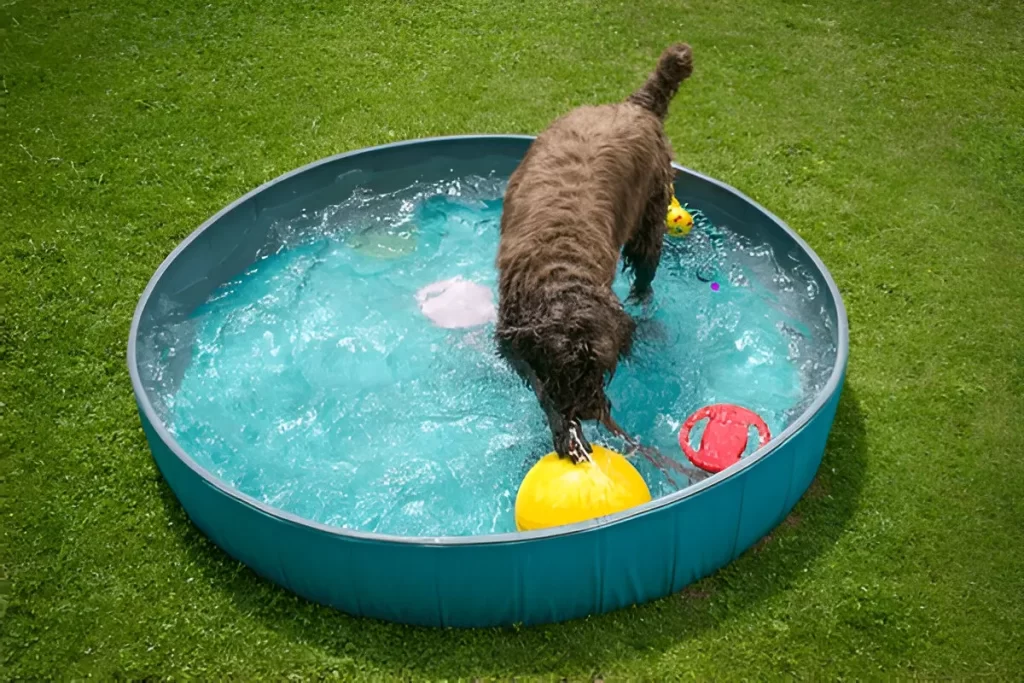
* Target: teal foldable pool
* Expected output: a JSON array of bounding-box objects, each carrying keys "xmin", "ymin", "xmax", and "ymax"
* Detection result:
[{"xmin": 128, "ymin": 136, "xmax": 848, "ymax": 627}]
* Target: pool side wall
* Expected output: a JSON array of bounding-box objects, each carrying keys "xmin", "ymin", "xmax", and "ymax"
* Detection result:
[{"xmin": 138, "ymin": 376, "xmax": 842, "ymax": 627}]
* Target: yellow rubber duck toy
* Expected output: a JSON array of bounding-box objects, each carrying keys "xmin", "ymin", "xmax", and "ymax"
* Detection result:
[
  {"xmin": 667, "ymin": 195, "xmax": 694, "ymax": 237},
  {"xmin": 515, "ymin": 445, "xmax": 652, "ymax": 531}
]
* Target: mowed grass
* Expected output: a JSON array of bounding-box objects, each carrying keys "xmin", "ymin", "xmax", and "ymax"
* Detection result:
[{"xmin": 2, "ymin": 0, "xmax": 1023, "ymax": 678}]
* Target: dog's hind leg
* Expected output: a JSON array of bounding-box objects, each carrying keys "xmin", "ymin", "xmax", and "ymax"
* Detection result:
[{"xmin": 623, "ymin": 183, "xmax": 670, "ymax": 302}]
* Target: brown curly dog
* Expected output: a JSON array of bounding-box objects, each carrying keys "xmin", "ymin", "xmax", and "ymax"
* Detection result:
[{"xmin": 495, "ymin": 43, "xmax": 694, "ymax": 463}]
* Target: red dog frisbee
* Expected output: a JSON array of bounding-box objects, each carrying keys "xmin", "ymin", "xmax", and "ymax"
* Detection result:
[{"xmin": 679, "ymin": 404, "xmax": 771, "ymax": 473}]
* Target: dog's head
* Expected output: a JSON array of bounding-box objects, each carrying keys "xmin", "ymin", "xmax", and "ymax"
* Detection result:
[{"xmin": 497, "ymin": 288, "xmax": 635, "ymax": 457}]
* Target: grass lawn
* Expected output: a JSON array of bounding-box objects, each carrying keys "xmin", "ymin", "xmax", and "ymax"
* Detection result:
[{"xmin": 2, "ymin": 0, "xmax": 1023, "ymax": 678}]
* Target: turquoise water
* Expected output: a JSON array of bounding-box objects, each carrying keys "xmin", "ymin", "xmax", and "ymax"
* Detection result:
[{"xmin": 157, "ymin": 176, "xmax": 835, "ymax": 537}]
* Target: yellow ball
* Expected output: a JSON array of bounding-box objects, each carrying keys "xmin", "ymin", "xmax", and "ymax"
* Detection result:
[{"xmin": 514, "ymin": 445, "xmax": 652, "ymax": 531}]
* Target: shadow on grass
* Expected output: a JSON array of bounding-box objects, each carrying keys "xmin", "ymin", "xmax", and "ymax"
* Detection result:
[{"xmin": 158, "ymin": 384, "xmax": 867, "ymax": 677}]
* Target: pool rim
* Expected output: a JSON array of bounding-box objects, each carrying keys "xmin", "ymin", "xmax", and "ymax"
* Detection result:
[{"xmin": 127, "ymin": 134, "xmax": 850, "ymax": 547}]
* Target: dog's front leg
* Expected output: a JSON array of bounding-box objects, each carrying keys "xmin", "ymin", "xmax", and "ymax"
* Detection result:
[{"xmin": 545, "ymin": 402, "xmax": 592, "ymax": 464}]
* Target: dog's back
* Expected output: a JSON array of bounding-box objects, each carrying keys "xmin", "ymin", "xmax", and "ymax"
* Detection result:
[
  {"xmin": 497, "ymin": 44, "xmax": 693, "ymax": 302},
  {"xmin": 498, "ymin": 106, "xmax": 666, "ymax": 294}
]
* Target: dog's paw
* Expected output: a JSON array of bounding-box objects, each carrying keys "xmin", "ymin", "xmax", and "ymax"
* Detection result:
[
  {"xmin": 635, "ymin": 317, "xmax": 668, "ymax": 345},
  {"xmin": 626, "ymin": 288, "xmax": 654, "ymax": 307}
]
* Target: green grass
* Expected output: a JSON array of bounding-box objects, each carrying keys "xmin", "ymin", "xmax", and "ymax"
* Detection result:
[{"xmin": 2, "ymin": 0, "xmax": 1023, "ymax": 678}]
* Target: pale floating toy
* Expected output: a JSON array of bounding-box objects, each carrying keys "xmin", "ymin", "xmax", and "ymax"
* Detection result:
[
  {"xmin": 415, "ymin": 276, "xmax": 496, "ymax": 329},
  {"xmin": 666, "ymin": 195, "xmax": 694, "ymax": 237},
  {"xmin": 515, "ymin": 445, "xmax": 652, "ymax": 531}
]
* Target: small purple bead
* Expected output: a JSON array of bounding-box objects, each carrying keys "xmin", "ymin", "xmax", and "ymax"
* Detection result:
[{"xmin": 710, "ymin": 282, "xmax": 720, "ymax": 292}]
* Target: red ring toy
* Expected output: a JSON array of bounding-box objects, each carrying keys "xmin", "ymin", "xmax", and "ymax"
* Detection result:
[{"xmin": 678, "ymin": 404, "xmax": 771, "ymax": 473}]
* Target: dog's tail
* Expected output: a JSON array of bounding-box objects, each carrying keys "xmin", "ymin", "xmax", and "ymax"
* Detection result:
[{"xmin": 627, "ymin": 43, "xmax": 693, "ymax": 119}]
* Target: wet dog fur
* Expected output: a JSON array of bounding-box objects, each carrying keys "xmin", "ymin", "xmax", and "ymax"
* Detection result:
[{"xmin": 495, "ymin": 43, "xmax": 694, "ymax": 461}]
